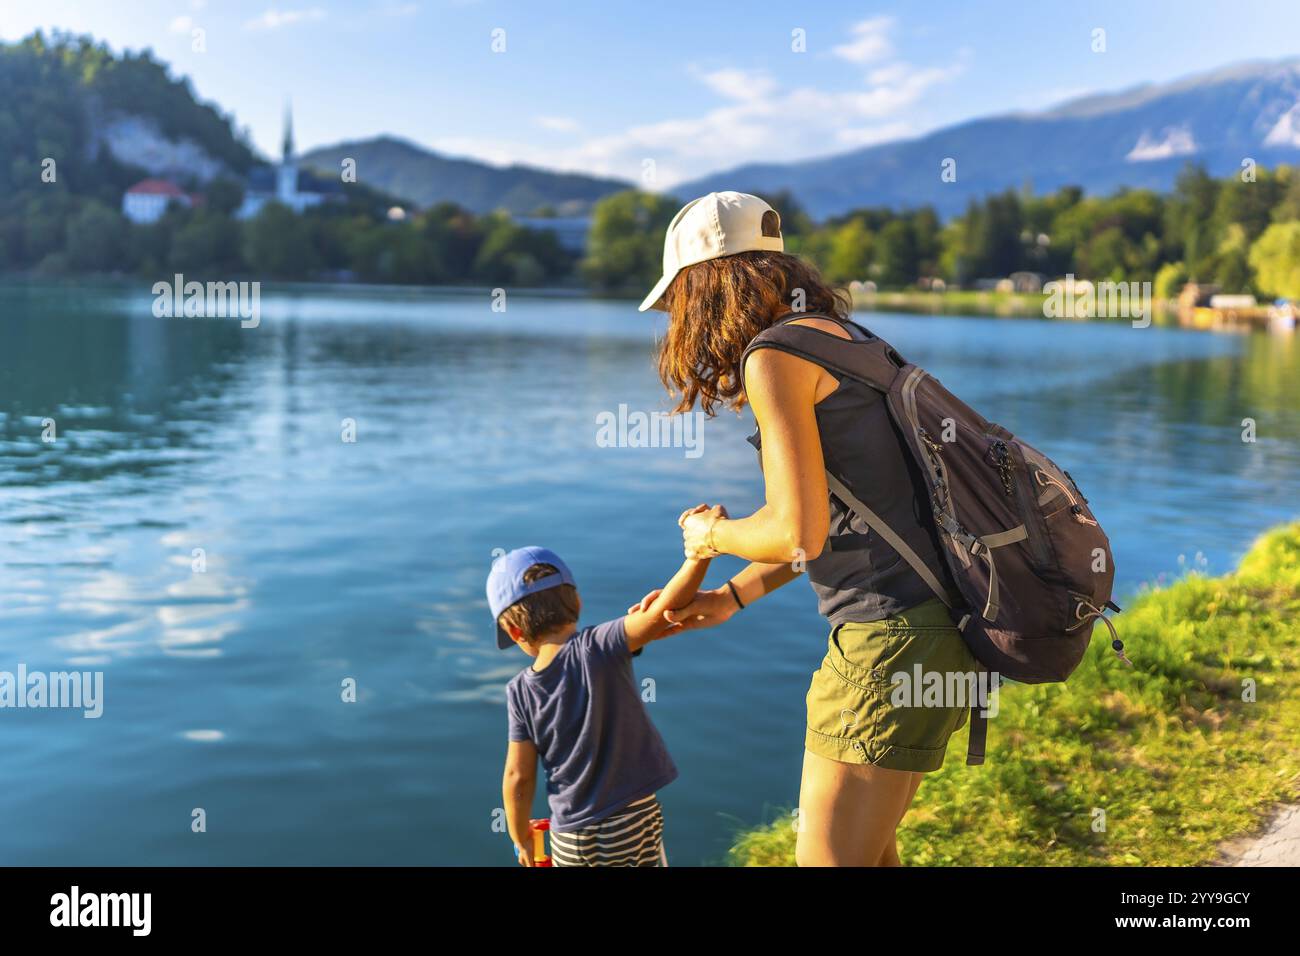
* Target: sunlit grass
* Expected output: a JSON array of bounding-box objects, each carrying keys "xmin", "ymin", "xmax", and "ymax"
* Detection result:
[{"xmin": 728, "ymin": 523, "xmax": 1300, "ymax": 866}]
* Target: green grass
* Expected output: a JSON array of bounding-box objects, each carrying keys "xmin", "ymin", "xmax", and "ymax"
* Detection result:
[{"xmin": 728, "ymin": 523, "xmax": 1300, "ymax": 866}]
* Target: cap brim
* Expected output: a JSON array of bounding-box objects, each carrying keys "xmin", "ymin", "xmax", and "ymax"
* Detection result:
[
  {"xmin": 497, "ymin": 624, "xmax": 514, "ymax": 650},
  {"xmin": 637, "ymin": 271, "xmax": 675, "ymax": 312}
]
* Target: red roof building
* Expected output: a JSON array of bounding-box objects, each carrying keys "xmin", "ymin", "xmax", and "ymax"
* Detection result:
[{"xmin": 122, "ymin": 178, "xmax": 193, "ymax": 224}]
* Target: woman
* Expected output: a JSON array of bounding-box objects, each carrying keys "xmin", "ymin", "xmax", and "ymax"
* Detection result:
[{"xmin": 635, "ymin": 192, "xmax": 978, "ymax": 867}]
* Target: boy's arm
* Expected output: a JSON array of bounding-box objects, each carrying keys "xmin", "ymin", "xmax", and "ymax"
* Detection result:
[
  {"xmin": 502, "ymin": 739, "xmax": 539, "ymax": 867},
  {"xmin": 623, "ymin": 556, "xmax": 712, "ymax": 652}
]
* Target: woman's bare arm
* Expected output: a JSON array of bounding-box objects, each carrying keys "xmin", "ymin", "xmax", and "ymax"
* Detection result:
[
  {"xmin": 629, "ymin": 559, "xmax": 803, "ymax": 635},
  {"xmin": 685, "ymin": 348, "xmax": 830, "ymax": 565}
]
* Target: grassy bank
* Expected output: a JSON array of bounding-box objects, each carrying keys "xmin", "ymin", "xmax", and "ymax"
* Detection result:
[{"xmin": 728, "ymin": 523, "xmax": 1300, "ymax": 866}]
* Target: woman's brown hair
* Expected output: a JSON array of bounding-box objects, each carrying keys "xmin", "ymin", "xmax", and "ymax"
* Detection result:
[{"xmin": 657, "ymin": 250, "xmax": 851, "ymax": 416}]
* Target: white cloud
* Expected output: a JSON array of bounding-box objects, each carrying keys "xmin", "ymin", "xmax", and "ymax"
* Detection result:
[
  {"xmin": 430, "ymin": 63, "xmax": 959, "ymax": 188},
  {"xmin": 421, "ymin": 16, "xmax": 961, "ymax": 188},
  {"xmin": 244, "ymin": 7, "xmax": 326, "ymax": 31},
  {"xmin": 832, "ymin": 16, "xmax": 895, "ymax": 65},
  {"xmin": 169, "ymin": 16, "xmax": 194, "ymax": 34},
  {"xmin": 535, "ymin": 115, "xmax": 581, "ymax": 133},
  {"xmin": 697, "ymin": 68, "xmax": 778, "ymax": 102},
  {"xmin": 571, "ymin": 61, "xmax": 959, "ymax": 186}
]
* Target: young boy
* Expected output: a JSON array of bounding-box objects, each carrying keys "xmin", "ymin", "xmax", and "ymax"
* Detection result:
[{"xmin": 489, "ymin": 543, "xmax": 713, "ymax": 867}]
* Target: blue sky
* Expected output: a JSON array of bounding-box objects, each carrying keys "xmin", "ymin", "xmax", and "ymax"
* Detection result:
[{"xmin": 3, "ymin": 0, "xmax": 1298, "ymax": 186}]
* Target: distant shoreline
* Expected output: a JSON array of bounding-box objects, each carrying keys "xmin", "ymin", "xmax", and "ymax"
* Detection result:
[
  {"xmin": 0, "ymin": 276, "xmax": 1190, "ymax": 327},
  {"xmin": 849, "ymin": 289, "xmax": 1187, "ymax": 325}
]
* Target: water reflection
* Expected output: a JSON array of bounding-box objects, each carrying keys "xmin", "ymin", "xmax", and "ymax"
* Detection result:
[{"xmin": 0, "ymin": 281, "xmax": 1295, "ymax": 865}]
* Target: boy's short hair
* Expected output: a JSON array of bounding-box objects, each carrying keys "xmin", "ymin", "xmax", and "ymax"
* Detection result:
[{"xmin": 497, "ymin": 563, "xmax": 580, "ymax": 640}]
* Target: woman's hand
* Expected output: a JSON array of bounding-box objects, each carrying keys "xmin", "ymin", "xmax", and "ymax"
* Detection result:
[
  {"xmin": 628, "ymin": 585, "xmax": 739, "ymax": 633},
  {"xmin": 662, "ymin": 586, "xmax": 740, "ymax": 633},
  {"xmin": 681, "ymin": 504, "xmax": 728, "ymax": 559}
]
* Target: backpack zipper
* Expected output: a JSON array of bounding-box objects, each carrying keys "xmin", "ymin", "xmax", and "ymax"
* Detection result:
[
  {"xmin": 1035, "ymin": 470, "xmax": 1098, "ymax": 526},
  {"xmin": 1005, "ymin": 443, "xmax": 1051, "ymax": 568},
  {"xmin": 989, "ymin": 440, "xmax": 1015, "ymax": 496},
  {"xmin": 901, "ymin": 368, "xmax": 971, "ymax": 570}
]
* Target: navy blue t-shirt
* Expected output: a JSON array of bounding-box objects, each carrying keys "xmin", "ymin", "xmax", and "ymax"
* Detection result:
[{"xmin": 506, "ymin": 617, "xmax": 678, "ymax": 832}]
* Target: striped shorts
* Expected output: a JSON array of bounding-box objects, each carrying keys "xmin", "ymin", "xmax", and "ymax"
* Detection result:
[{"xmin": 549, "ymin": 795, "xmax": 666, "ymax": 867}]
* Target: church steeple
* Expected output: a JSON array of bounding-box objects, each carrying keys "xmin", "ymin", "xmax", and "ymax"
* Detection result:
[
  {"xmin": 281, "ymin": 101, "xmax": 295, "ymax": 163},
  {"xmin": 277, "ymin": 99, "xmax": 298, "ymax": 204}
]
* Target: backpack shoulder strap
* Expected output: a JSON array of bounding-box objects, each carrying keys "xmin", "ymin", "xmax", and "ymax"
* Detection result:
[
  {"xmin": 742, "ymin": 314, "xmax": 959, "ymax": 614},
  {"xmin": 823, "ymin": 470, "xmax": 957, "ymax": 610},
  {"xmin": 740, "ymin": 312, "xmax": 907, "ymax": 393}
]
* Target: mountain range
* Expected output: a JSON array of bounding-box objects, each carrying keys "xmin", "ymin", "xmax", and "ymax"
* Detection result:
[
  {"xmin": 56, "ymin": 41, "xmax": 1300, "ymax": 223},
  {"xmin": 677, "ymin": 58, "xmax": 1300, "ymax": 219},
  {"xmin": 299, "ymin": 135, "xmax": 632, "ymax": 215}
]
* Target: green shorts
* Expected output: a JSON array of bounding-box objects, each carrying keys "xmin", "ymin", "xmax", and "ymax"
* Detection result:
[{"xmin": 805, "ymin": 598, "xmax": 980, "ymax": 773}]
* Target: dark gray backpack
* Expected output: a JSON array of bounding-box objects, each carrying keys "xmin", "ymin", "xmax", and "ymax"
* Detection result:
[{"xmin": 744, "ymin": 314, "xmax": 1125, "ymax": 763}]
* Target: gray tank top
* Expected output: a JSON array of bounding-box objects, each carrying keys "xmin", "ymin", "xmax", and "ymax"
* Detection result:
[{"xmin": 743, "ymin": 319, "xmax": 955, "ymax": 625}]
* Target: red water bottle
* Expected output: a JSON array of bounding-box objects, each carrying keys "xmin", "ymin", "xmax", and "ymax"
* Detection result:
[{"xmin": 530, "ymin": 818, "xmax": 552, "ymax": 867}]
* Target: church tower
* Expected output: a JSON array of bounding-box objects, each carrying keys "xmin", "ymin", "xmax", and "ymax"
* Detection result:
[{"xmin": 276, "ymin": 101, "xmax": 298, "ymax": 204}]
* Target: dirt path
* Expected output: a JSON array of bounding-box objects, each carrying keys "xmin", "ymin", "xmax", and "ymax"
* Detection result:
[{"xmin": 1217, "ymin": 804, "xmax": 1300, "ymax": 866}]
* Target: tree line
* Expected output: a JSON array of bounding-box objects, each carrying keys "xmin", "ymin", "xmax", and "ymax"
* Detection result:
[
  {"xmin": 582, "ymin": 166, "xmax": 1300, "ymax": 302},
  {"xmin": 6, "ymin": 32, "xmax": 1299, "ymax": 300}
]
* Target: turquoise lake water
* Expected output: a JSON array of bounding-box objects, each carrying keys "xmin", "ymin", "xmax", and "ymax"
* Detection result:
[{"xmin": 0, "ymin": 282, "xmax": 1297, "ymax": 865}]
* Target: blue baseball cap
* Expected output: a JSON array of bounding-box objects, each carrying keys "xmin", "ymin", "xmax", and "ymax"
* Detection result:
[{"xmin": 486, "ymin": 547, "xmax": 577, "ymax": 649}]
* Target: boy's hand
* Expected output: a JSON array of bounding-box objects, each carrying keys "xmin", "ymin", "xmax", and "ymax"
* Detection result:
[
  {"xmin": 517, "ymin": 847, "xmax": 534, "ymax": 868},
  {"xmin": 628, "ymin": 589, "xmax": 664, "ymax": 614}
]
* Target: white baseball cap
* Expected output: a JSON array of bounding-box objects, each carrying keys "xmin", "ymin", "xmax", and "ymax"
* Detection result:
[{"xmin": 638, "ymin": 191, "xmax": 784, "ymax": 312}]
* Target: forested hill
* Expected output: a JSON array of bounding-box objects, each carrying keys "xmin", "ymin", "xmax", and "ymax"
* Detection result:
[
  {"xmin": 0, "ymin": 31, "xmax": 258, "ymax": 270},
  {"xmin": 0, "ymin": 32, "xmax": 256, "ymax": 200},
  {"xmin": 1, "ymin": 32, "xmax": 256, "ymax": 192}
]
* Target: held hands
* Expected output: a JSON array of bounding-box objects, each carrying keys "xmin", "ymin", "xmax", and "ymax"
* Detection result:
[
  {"xmin": 680, "ymin": 503, "xmax": 728, "ymax": 560},
  {"xmin": 621, "ymin": 502, "xmax": 737, "ymax": 639},
  {"xmin": 627, "ymin": 584, "xmax": 740, "ymax": 634}
]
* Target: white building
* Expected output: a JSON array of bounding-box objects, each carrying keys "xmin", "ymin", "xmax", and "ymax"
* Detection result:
[{"xmin": 122, "ymin": 179, "xmax": 192, "ymax": 224}]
